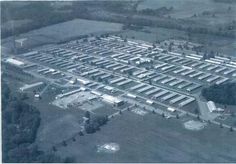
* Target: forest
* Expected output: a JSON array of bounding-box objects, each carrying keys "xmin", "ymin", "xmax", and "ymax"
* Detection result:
[
  {"xmin": 201, "ymin": 82, "xmax": 236, "ymax": 105},
  {"xmin": 1, "ymin": 82, "xmax": 74, "ymax": 162}
]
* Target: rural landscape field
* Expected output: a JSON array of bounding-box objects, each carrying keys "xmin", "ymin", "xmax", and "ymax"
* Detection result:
[{"xmin": 1, "ymin": 0, "xmax": 236, "ymax": 163}]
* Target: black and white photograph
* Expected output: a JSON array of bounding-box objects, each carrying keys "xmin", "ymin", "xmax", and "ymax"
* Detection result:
[{"xmin": 1, "ymin": 0, "xmax": 236, "ymax": 163}]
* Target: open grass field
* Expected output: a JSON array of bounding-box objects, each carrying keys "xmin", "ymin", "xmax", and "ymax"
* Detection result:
[
  {"xmin": 24, "ymin": 91, "xmax": 86, "ymax": 150},
  {"xmin": 54, "ymin": 111, "xmax": 236, "ymax": 163},
  {"xmin": 2, "ymin": 18, "xmax": 123, "ymax": 49},
  {"xmin": 119, "ymin": 26, "xmax": 236, "ymax": 56},
  {"xmin": 138, "ymin": 0, "xmax": 236, "ymax": 20},
  {"xmin": 21, "ymin": 18, "xmax": 122, "ymax": 41},
  {"xmin": 2, "ymin": 72, "xmax": 83, "ymax": 151},
  {"xmin": 120, "ymin": 27, "xmax": 186, "ymax": 43}
]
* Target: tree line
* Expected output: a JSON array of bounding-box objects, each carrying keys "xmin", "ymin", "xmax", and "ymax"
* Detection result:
[
  {"xmin": 1, "ymin": 1, "xmax": 235, "ymax": 39},
  {"xmin": 201, "ymin": 82, "xmax": 236, "ymax": 105},
  {"xmin": 1, "ymin": 81, "xmax": 74, "ymax": 162}
]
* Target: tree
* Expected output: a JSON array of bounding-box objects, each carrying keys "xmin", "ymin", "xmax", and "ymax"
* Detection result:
[
  {"xmin": 201, "ymin": 82, "xmax": 236, "ymax": 105},
  {"xmin": 231, "ymin": 112, "xmax": 235, "ymax": 117},
  {"xmin": 202, "ymin": 53, "xmax": 208, "ymax": 60},
  {"xmin": 64, "ymin": 157, "xmax": 75, "ymax": 163},
  {"xmin": 84, "ymin": 111, "xmax": 90, "ymax": 119},
  {"xmin": 168, "ymin": 44, "xmax": 172, "ymax": 51},
  {"xmin": 197, "ymin": 115, "xmax": 200, "ymax": 120},
  {"xmin": 194, "ymin": 108, "xmax": 199, "ymax": 114},
  {"xmin": 152, "ymin": 43, "xmax": 156, "ymax": 48},
  {"xmin": 84, "ymin": 115, "xmax": 108, "ymax": 134},
  {"xmin": 78, "ymin": 131, "xmax": 84, "ymax": 136},
  {"xmin": 176, "ymin": 114, "xmax": 179, "ymax": 119},
  {"xmin": 52, "ymin": 146, "xmax": 57, "ymax": 152},
  {"xmin": 62, "ymin": 140, "xmax": 67, "ymax": 147},
  {"xmin": 220, "ymin": 123, "xmax": 223, "ymax": 128},
  {"xmin": 20, "ymin": 93, "xmax": 29, "ymax": 100},
  {"xmin": 162, "ymin": 113, "xmax": 165, "ymax": 118}
]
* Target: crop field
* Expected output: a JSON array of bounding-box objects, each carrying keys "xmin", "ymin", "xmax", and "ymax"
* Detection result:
[{"xmin": 54, "ymin": 111, "xmax": 236, "ymax": 163}]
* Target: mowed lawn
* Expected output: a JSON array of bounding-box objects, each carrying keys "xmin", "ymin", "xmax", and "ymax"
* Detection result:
[{"xmin": 55, "ymin": 111, "xmax": 236, "ymax": 163}]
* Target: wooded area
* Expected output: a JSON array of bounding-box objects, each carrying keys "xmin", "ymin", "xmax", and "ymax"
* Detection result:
[
  {"xmin": 1, "ymin": 82, "xmax": 74, "ymax": 162},
  {"xmin": 202, "ymin": 82, "xmax": 236, "ymax": 105}
]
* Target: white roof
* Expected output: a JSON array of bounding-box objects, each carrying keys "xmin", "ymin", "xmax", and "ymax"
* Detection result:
[
  {"xmin": 146, "ymin": 100, "xmax": 154, "ymax": 104},
  {"xmin": 167, "ymin": 107, "xmax": 176, "ymax": 112},
  {"xmin": 15, "ymin": 38, "xmax": 27, "ymax": 43},
  {"xmin": 91, "ymin": 90, "xmax": 102, "ymax": 96},
  {"xmin": 77, "ymin": 78, "xmax": 90, "ymax": 85},
  {"xmin": 104, "ymin": 86, "xmax": 114, "ymax": 91},
  {"xmin": 127, "ymin": 93, "xmax": 136, "ymax": 98},
  {"xmin": 6, "ymin": 58, "xmax": 24, "ymax": 66},
  {"xmin": 102, "ymin": 94, "xmax": 123, "ymax": 104},
  {"xmin": 207, "ymin": 101, "xmax": 217, "ymax": 112}
]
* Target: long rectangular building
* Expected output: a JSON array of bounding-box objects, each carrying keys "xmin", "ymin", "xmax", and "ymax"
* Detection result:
[
  {"xmin": 169, "ymin": 80, "xmax": 183, "ymax": 87},
  {"xmin": 161, "ymin": 77, "xmax": 175, "ymax": 84},
  {"xmin": 153, "ymin": 90, "xmax": 168, "ymax": 99},
  {"xmin": 177, "ymin": 82, "xmax": 192, "ymax": 89},
  {"xmin": 170, "ymin": 95, "xmax": 186, "ymax": 104},
  {"xmin": 110, "ymin": 77, "xmax": 125, "ymax": 84},
  {"xmin": 145, "ymin": 88, "xmax": 161, "ymax": 95},
  {"xmin": 153, "ymin": 76, "xmax": 167, "ymax": 82},
  {"xmin": 186, "ymin": 84, "xmax": 201, "ymax": 92},
  {"xmin": 198, "ymin": 74, "xmax": 211, "ymax": 80},
  {"xmin": 206, "ymin": 76, "xmax": 220, "ymax": 83},
  {"xmin": 137, "ymin": 85, "xmax": 153, "ymax": 93},
  {"xmin": 130, "ymin": 83, "xmax": 146, "ymax": 90},
  {"xmin": 161, "ymin": 93, "xmax": 177, "ymax": 101},
  {"xmin": 116, "ymin": 79, "xmax": 132, "ymax": 86}
]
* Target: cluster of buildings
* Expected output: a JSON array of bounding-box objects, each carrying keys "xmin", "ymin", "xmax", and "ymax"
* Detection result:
[{"xmin": 4, "ymin": 35, "xmax": 236, "ymax": 114}]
